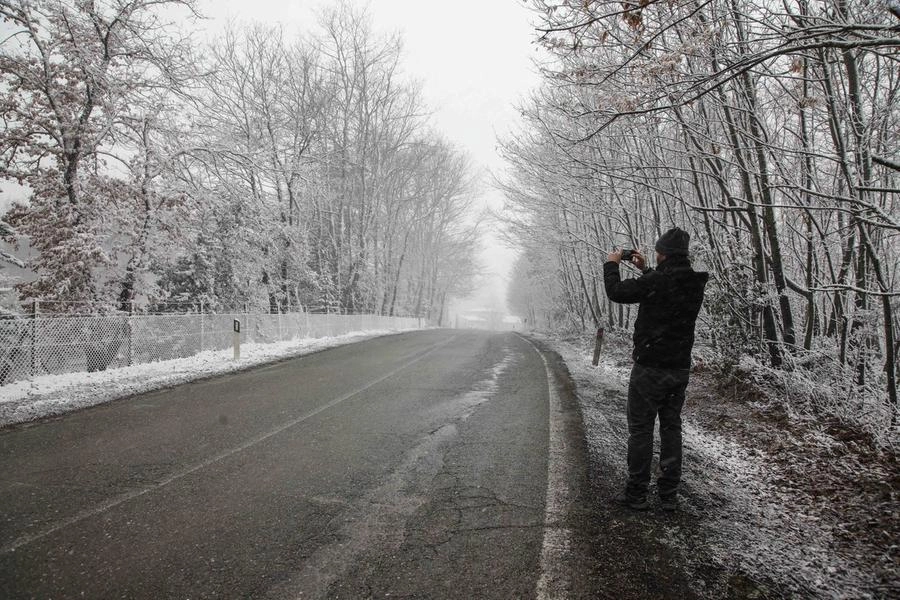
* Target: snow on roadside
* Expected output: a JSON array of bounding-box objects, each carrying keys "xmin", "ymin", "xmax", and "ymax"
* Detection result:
[
  {"xmin": 679, "ymin": 421, "xmax": 880, "ymax": 599},
  {"xmin": 0, "ymin": 329, "xmax": 420, "ymax": 428},
  {"xmin": 540, "ymin": 332, "xmax": 885, "ymax": 599}
]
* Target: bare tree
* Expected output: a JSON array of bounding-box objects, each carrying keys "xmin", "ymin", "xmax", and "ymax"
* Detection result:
[{"xmin": 502, "ymin": 0, "xmax": 899, "ymax": 426}]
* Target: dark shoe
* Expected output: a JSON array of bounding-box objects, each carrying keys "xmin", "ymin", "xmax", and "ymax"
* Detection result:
[
  {"xmin": 659, "ymin": 495, "xmax": 678, "ymax": 512},
  {"xmin": 614, "ymin": 491, "xmax": 649, "ymax": 511}
]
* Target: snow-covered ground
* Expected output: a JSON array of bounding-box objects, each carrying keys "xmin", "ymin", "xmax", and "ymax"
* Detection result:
[
  {"xmin": 542, "ymin": 332, "xmax": 898, "ymax": 600},
  {"xmin": 0, "ymin": 329, "xmax": 420, "ymax": 428}
]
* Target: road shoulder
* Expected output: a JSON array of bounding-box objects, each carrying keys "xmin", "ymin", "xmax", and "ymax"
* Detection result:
[
  {"xmin": 521, "ymin": 334, "xmax": 701, "ymax": 600},
  {"xmin": 543, "ymin": 330, "xmax": 898, "ymax": 599}
]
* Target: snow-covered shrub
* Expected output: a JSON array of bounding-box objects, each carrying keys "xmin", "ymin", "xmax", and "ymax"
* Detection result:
[{"xmin": 732, "ymin": 350, "xmax": 895, "ymax": 444}]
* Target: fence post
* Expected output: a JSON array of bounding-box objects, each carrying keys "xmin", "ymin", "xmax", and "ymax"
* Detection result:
[
  {"xmin": 592, "ymin": 327, "xmax": 604, "ymax": 366},
  {"xmin": 127, "ymin": 301, "xmax": 134, "ymax": 367},
  {"xmin": 30, "ymin": 300, "xmax": 38, "ymax": 378}
]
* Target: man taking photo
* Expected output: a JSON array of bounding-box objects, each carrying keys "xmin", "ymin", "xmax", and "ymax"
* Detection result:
[{"xmin": 603, "ymin": 227, "xmax": 709, "ymax": 511}]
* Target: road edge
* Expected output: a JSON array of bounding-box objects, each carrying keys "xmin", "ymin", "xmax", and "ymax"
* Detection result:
[{"xmin": 517, "ymin": 333, "xmax": 594, "ymax": 600}]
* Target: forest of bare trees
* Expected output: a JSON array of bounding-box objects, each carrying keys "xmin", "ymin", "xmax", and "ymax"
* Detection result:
[
  {"xmin": 0, "ymin": 0, "xmax": 479, "ymax": 325},
  {"xmin": 502, "ymin": 0, "xmax": 898, "ymax": 433}
]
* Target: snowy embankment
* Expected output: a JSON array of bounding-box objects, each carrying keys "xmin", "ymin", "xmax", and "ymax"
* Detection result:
[
  {"xmin": 0, "ymin": 329, "xmax": 419, "ymax": 428},
  {"xmin": 542, "ymin": 332, "xmax": 898, "ymax": 600}
]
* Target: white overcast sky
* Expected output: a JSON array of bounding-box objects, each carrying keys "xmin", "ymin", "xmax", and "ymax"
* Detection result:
[{"xmin": 199, "ymin": 0, "xmax": 542, "ymax": 311}]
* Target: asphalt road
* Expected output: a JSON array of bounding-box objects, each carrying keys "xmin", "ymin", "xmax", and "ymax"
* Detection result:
[{"xmin": 0, "ymin": 329, "xmax": 595, "ymax": 599}]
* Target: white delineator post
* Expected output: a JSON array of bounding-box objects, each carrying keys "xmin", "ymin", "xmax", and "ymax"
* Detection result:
[
  {"xmin": 199, "ymin": 299, "xmax": 205, "ymax": 352},
  {"xmin": 233, "ymin": 319, "xmax": 241, "ymax": 360}
]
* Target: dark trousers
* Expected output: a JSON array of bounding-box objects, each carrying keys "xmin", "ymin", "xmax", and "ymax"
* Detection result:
[{"xmin": 625, "ymin": 363, "xmax": 690, "ymax": 499}]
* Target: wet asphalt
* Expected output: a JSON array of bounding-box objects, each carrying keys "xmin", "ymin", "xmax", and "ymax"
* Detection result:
[
  {"xmin": 0, "ymin": 330, "xmax": 564, "ymax": 598},
  {"xmin": 0, "ymin": 329, "xmax": 707, "ymax": 599}
]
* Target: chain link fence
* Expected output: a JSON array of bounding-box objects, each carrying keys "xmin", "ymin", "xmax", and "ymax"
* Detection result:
[{"xmin": 0, "ymin": 312, "xmax": 420, "ymax": 386}]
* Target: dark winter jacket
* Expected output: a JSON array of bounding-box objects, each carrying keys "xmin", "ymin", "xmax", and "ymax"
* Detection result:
[{"xmin": 603, "ymin": 256, "xmax": 709, "ymax": 369}]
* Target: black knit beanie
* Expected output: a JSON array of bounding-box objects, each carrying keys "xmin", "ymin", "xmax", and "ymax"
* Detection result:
[{"xmin": 655, "ymin": 227, "xmax": 690, "ymax": 256}]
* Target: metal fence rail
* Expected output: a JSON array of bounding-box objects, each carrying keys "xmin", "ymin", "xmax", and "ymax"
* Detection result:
[{"xmin": 0, "ymin": 312, "xmax": 419, "ymax": 386}]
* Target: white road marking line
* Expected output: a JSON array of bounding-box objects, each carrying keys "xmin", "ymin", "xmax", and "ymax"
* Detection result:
[
  {"xmin": 519, "ymin": 335, "xmax": 574, "ymax": 600},
  {"xmin": 1, "ymin": 335, "xmax": 456, "ymax": 555}
]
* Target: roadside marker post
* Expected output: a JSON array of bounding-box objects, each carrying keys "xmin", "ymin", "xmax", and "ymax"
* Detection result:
[
  {"xmin": 592, "ymin": 327, "xmax": 604, "ymax": 366},
  {"xmin": 233, "ymin": 319, "xmax": 241, "ymax": 360}
]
